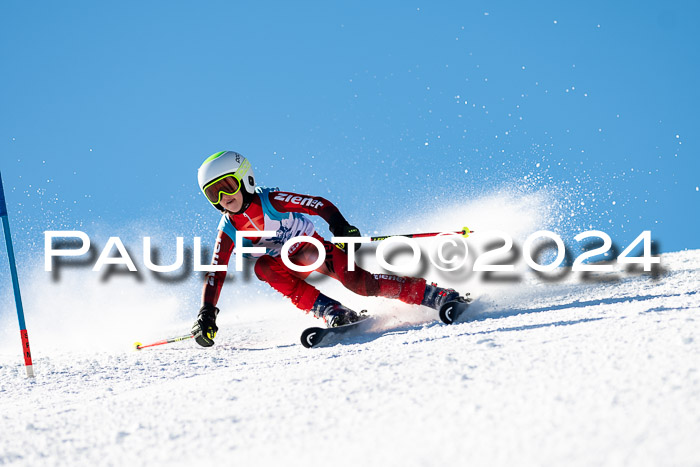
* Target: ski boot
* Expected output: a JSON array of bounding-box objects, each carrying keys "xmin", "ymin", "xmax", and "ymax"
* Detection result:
[
  {"xmin": 311, "ymin": 294, "xmax": 361, "ymax": 328},
  {"xmin": 421, "ymin": 282, "xmax": 470, "ymax": 310}
]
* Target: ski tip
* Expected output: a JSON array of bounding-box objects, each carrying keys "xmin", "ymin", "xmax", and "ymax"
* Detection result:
[
  {"xmin": 439, "ymin": 300, "xmax": 470, "ymax": 325},
  {"xmin": 300, "ymin": 327, "xmax": 323, "ymax": 349},
  {"xmin": 134, "ymin": 342, "xmax": 143, "ymax": 351},
  {"xmin": 439, "ymin": 304, "xmax": 455, "ymax": 324}
]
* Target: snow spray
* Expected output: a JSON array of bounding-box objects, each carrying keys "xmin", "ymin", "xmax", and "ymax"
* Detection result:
[{"xmin": 0, "ymin": 171, "xmax": 35, "ymax": 377}]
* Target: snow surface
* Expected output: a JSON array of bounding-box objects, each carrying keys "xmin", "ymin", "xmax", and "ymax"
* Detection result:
[{"xmin": 1, "ymin": 248, "xmax": 698, "ymax": 466}]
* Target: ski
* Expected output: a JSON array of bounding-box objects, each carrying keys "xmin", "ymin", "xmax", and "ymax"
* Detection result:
[
  {"xmin": 300, "ymin": 316, "xmax": 374, "ymax": 348},
  {"xmin": 300, "ymin": 298, "xmax": 471, "ymax": 348},
  {"xmin": 438, "ymin": 300, "xmax": 471, "ymax": 324}
]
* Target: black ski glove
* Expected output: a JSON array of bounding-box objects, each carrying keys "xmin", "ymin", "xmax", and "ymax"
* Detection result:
[
  {"xmin": 329, "ymin": 217, "xmax": 362, "ymax": 253},
  {"xmin": 192, "ymin": 304, "xmax": 219, "ymax": 347}
]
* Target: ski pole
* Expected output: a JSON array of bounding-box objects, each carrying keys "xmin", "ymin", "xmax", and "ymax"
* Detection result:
[
  {"xmin": 0, "ymin": 171, "xmax": 34, "ymax": 378},
  {"xmin": 134, "ymin": 333, "xmax": 194, "ymax": 350},
  {"xmin": 369, "ymin": 226, "xmax": 472, "ymax": 242}
]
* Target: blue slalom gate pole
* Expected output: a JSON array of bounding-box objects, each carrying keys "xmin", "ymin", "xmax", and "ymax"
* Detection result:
[{"xmin": 0, "ymin": 171, "xmax": 34, "ymax": 378}]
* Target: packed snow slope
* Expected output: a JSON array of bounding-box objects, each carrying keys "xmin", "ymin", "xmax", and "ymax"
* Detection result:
[{"xmin": 0, "ymin": 248, "xmax": 698, "ymax": 467}]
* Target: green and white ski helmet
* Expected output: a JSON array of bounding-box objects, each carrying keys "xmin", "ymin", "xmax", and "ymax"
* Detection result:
[{"xmin": 198, "ymin": 151, "xmax": 256, "ymax": 212}]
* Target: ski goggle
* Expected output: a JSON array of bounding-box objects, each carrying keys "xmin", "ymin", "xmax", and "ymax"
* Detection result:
[{"xmin": 202, "ymin": 174, "xmax": 241, "ymax": 205}]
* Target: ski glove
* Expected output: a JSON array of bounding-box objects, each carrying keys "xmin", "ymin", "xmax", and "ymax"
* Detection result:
[
  {"xmin": 192, "ymin": 304, "xmax": 219, "ymax": 347},
  {"xmin": 330, "ymin": 223, "xmax": 362, "ymax": 253}
]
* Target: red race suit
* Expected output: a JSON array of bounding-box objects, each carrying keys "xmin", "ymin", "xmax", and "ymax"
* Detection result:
[{"xmin": 202, "ymin": 189, "xmax": 426, "ymax": 313}]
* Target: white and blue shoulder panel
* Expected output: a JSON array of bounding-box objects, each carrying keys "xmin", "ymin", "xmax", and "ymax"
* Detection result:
[{"xmin": 217, "ymin": 187, "xmax": 315, "ymax": 258}]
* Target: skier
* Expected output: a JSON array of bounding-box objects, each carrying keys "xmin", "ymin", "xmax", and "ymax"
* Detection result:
[{"xmin": 192, "ymin": 151, "xmax": 466, "ymax": 347}]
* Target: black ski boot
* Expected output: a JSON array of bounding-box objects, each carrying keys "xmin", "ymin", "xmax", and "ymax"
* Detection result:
[{"xmin": 311, "ymin": 294, "xmax": 361, "ymax": 328}]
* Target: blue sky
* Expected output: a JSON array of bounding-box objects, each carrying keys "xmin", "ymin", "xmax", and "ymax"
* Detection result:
[{"xmin": 1, "ymin": 0, "xmax": 698, "ymax": 264}]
